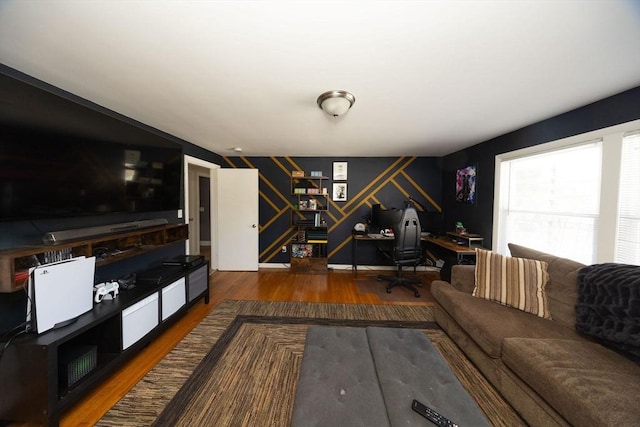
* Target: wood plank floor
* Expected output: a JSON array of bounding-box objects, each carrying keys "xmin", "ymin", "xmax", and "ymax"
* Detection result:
[{"xmin": 59, "ymin": 267, "xmax": 437, "ymax": 427}]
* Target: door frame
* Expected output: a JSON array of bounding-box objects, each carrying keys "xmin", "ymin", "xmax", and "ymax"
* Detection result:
[
  {"xmin": 187, "ymin": 166, "xmax": 212, "ymax": 254},
  {"xmin": 183, "ymin": 155, "xmax": 220, "ymax": 271},
  {"xmin": 197, "ymin": 174, "xmax": 212, "ymax": 246}
]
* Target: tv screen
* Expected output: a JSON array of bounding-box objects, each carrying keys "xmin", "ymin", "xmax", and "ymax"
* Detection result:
[{"xmin": 0, "ymin": 126, "xmax": 182, "ymax": 221}]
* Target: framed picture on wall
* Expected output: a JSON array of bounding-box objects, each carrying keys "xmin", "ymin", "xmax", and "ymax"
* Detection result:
[
  {"xmin": 456, "ymin": 165, "xmax": 477, "ymax": 204},
  {"xmin": 333, "ymin": 161, "xmax": 348, "ymax": 180},
  {"xmin": 332, "ymin": 183, "xmax": 347, "ymax": 201}
]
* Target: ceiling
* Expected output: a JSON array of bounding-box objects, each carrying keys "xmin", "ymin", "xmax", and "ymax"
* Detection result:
[{"xmin": 0, "ymin": 1, "xmax": 639, "ymax": 157}]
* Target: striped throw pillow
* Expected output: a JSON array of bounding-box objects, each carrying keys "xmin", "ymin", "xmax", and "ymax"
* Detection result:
[{"xmin": 473, "ymin": 249, "xmax": 551, "ymax": 319}]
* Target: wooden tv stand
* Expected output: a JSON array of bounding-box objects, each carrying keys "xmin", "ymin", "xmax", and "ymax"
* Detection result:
[{"xmin": 0, "ymin": 224, "xmax": 189, "ymax": 293}]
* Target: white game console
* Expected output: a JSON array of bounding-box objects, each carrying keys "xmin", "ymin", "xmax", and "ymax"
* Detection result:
[{"xmin": 27, "ymin": 256, "xmax": 96, "ymax": 334}]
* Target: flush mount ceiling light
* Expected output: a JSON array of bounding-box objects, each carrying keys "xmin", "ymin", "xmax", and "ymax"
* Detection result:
[{"xmin": 317, "ymin": 90, "xmax": 355, "ymax": 117}]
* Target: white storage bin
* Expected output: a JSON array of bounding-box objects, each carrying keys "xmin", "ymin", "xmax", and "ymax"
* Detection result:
[
  {"xmin": 162, "ymin": 277, "xmax": 186, "ymax": 321},
  {"xmin": 121, "ymin": 292, "xmax": 159, "ymax": 350}
]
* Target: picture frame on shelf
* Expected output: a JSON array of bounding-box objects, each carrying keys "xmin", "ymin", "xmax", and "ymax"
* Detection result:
[
  {"xmin": 333, "ymin": 161, "xmax": 348, "ymax": 180},
  {"xmin": 456, "ymin": 165, "xmax": 477, "ymax": 204},
  {"xmin": 332, "ymin": 183, "xmax": 347, "ymax": 201}
]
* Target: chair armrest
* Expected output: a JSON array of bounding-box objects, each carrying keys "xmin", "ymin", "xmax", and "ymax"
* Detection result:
[{"xmin": 450, "ymin": 265, "xmax": 476, "ymax": 293}]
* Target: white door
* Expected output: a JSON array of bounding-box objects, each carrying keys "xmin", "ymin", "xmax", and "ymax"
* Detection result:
[{"xmin": 215, "ymin": 168, "xmax": 259, "ymax": 270}]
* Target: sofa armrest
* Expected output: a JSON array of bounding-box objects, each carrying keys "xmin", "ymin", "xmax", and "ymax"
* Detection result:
[{"xmin": 450, "ymin": 265, "xmax": 476, "ymax": 293}]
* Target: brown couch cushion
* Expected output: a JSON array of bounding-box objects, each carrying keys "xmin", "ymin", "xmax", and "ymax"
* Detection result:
[
  {"xmin": 450, "ymin": 264, "xmax": 476, "ymax": 293},
  {"xmin": 502, "ymin": 337, "xmax": 640, "ymax": 427},
  {"xmin": 508, "ymin": 243, "xmax": 585, "ymax": 329},
  {"xmin": 473, "ymin": 249, "xmax": 550, "ymax": 318},
  {"xmin": 431, "ymin": 281, "xmax": 580, "ymax": 358}
]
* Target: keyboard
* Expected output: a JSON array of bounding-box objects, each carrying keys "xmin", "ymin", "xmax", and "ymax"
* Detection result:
[{"xmin": 367, "ymin": 233, "xmax": 384, "ymax": 238}]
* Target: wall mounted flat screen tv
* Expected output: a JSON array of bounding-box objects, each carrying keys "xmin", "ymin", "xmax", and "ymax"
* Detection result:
[{"xmin": 0, "ymin": 126, "xmax": 182, "ymax": 221}]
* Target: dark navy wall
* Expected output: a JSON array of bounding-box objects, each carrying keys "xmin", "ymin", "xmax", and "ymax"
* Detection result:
[
  {"xmin": 0, "ymin": 64, "xmax": 224, "ymax": 251},
  {"xmin": 442, "ymin": 86, "xmax": 640, "ymax": 249},
  {"xmin": 0, "ymin": 65, "xmax": 223, "ymax": 334},
  {"xmin": 223, "ymin": 156, "xmax": 443, "ymax": 266}
]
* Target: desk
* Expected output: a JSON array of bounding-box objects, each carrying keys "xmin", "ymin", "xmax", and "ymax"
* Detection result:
[
  {"xmin": 352, "ymin": 234, "xmax": 433, "ymax": 278},
  {"xmin": 351, "ymin": 234, "xmax": 394, "ymax": 278},
  {"xmin": 424, "ymin": 236, "xmax": 479, "ymax": 282},
  {"xmin": 351, "ymin": 234, "xmax": 480, "ymax": 280},
  {"xmin": 424, "ymin": 236, "xmax": 477, "ymax": 263}
]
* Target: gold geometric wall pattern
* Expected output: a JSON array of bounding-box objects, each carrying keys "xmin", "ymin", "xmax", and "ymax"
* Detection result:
[{"xmin": 223, "ymin": 156, "xmax": 442, "ymax": 264}]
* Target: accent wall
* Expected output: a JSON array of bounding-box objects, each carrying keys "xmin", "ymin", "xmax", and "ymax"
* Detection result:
[{"xmin": 222, "ymin": 156, "xmax": 443, "ymax": 266}]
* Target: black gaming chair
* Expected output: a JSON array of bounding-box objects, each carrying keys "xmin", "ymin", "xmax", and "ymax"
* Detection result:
[{"xmin": 377, "ymin": 206, "xmax": 423, "ymax": 297}]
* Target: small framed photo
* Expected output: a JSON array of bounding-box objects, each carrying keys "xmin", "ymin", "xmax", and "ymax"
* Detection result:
[
  {"xmin": 332, "ymin": 183, "xmax": 347, "ymax": 201},
  {"xmin": 333, "ymin": 161, "xmax": 348, "ymax": 181}
]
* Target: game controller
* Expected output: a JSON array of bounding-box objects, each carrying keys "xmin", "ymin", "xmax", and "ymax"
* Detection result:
[{"xmin": 94, "ymin": 281, "xmax": 120, "ymax": 303}]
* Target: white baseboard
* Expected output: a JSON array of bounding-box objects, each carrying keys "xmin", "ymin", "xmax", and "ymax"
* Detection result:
[
  {"xmin": 258, "ymin": 263, "xmax": 439, "ymax": 272},
  {"xmin": 259, "ymin": 262, "xmax": 291, "ymax": 269}
]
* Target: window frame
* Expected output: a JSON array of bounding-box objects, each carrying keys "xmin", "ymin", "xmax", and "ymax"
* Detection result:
[{"xmin": 493, "ymin": 119, "xmax": 640, "ymax": 263}]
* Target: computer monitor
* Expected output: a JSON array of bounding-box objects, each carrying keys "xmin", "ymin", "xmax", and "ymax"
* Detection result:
[
  {"xmin": 417, "ymin": 211, "xmax": 444, "ymax": 235},
  {"xmin": 371, "ymin": 204, "xmax": 382, "ymax": 231},
  {"xmin": 370, "ymin": 204, "xmax": 403, "ymax": 230}
]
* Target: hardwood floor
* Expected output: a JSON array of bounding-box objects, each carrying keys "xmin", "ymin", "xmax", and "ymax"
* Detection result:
[{"xmin": 60, "ymin": 267, "xmax": 436, "ymax": 427}]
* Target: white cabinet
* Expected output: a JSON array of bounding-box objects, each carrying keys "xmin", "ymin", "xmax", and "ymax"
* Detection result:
[
  {"xmin": 162, "ymin": 277, "xmax": 186, "ymax": 321},
  {"xmin": 121, "ymin": 293, "xmax": 159, "ymax": 350}
]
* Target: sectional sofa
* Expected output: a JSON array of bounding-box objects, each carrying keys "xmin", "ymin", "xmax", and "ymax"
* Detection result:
[{"xmin": 430, "ymin": 244, "xmax": 640, "ymax": 426}]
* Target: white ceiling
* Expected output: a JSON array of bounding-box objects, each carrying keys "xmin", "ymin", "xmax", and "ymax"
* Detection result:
[{"xmin": 1, "ymin": 1, "xmax": 639, "ymax": 157}]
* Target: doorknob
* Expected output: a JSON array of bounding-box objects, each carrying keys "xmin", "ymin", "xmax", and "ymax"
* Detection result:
[{"xmin": 252, "ymin": 224, "xmax": 257, "ymax": 228}]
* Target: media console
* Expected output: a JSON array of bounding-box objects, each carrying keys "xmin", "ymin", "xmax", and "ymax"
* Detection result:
[{"xmin": 0, "ymin": 260, "xmax": 209, "ymax": 426}]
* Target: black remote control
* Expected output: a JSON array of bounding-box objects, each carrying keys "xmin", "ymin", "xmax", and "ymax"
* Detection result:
[{"xmin": 412, "ymin": 399, "xmax": 458, "ymax": 427}]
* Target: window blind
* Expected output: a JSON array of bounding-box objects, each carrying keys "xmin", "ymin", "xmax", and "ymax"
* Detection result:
[{"xmin": 616, "ymin": 132, "xmax": 640, "ymax": 264}]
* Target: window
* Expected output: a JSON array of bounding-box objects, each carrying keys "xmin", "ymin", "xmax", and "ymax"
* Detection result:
[
  {"xmin": 494, "ymin": 120, "xmax": 640, "ymax": 265},
  {"xmin": 616, "ymin": 131, "xmax": 640, "ymax": 264}
]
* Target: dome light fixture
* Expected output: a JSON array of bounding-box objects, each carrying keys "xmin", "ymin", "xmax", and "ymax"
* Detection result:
[{"xmin": 317, "ymin": 90, "xmax": 355, "ymax": 117}]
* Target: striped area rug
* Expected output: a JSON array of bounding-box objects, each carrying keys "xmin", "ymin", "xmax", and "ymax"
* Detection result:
[{"xmin": 98, "ymin": 300, "xmax": 524, "ymax": 426}]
